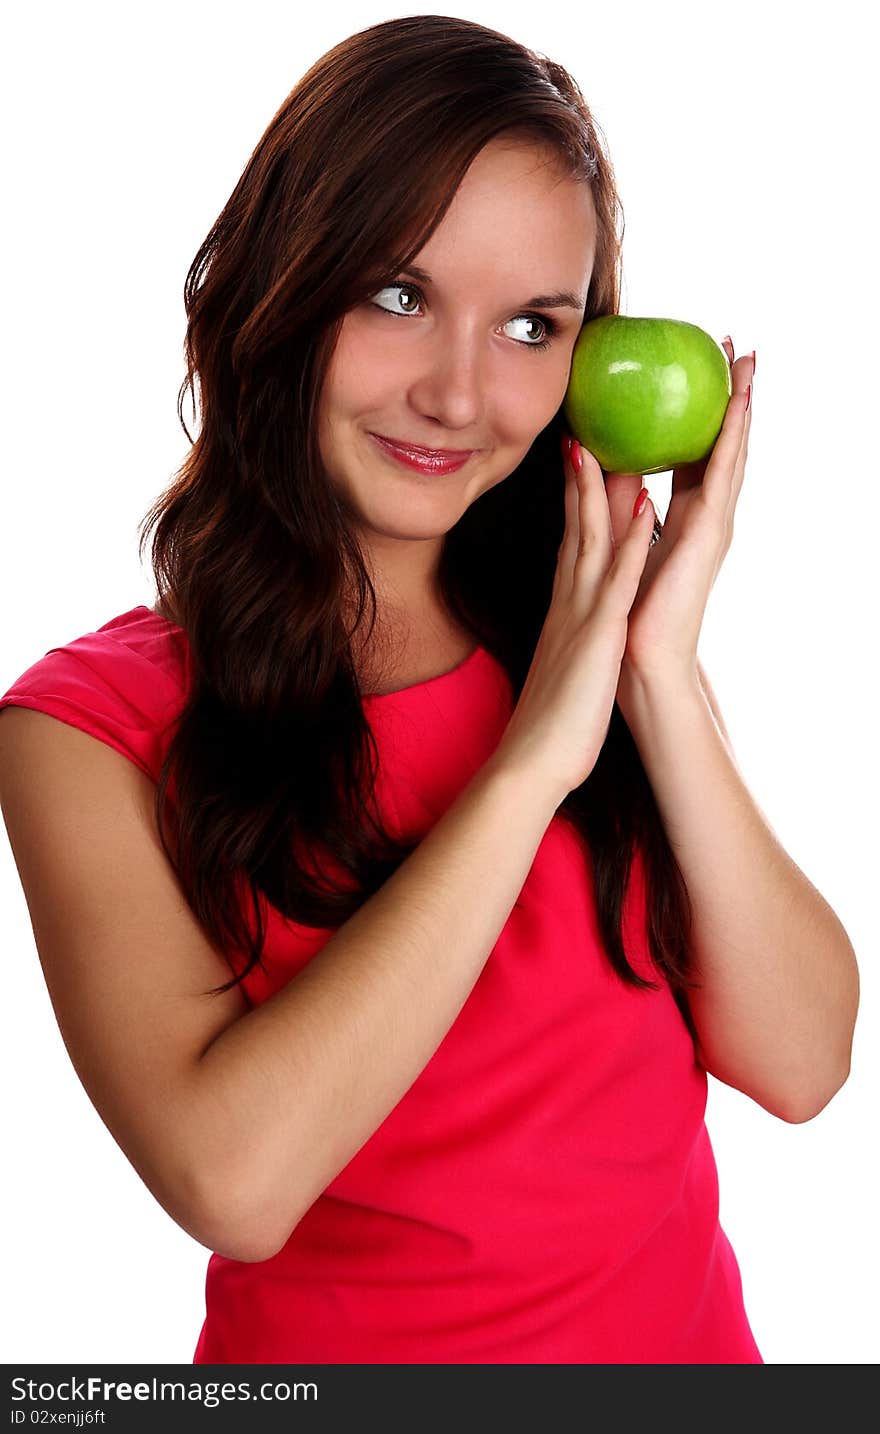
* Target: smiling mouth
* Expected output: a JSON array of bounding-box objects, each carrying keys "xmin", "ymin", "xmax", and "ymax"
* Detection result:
[
  {"xmin": 368, "ymin": 433, "xmax": 476, "ymax": 474},
  {"xmin": 370, "ymin": 432, "xmax": 476, "ymax": 458}
]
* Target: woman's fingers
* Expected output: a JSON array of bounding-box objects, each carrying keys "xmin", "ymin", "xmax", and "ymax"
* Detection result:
[
  {"xmin": 704, "ymin": 361, "xmax": 752, "ymax": 515},
  {"xmin": 556, "ymin": 438, "xmax": 604, "ymax": 597},
  {"xmin": 571, "ymin": 442, "xmax": 614, "ymax": 592},
  {"xmin": 553, "ymin": 439, "xmax": 581, "ymax": 597},
  {"xmin": 556, "ymin": 436, "xmax": 653, "ymax": 608},
  {"xmin": 604, "ymin": 470, "xmax": 647, "ymax": 551},
  {"xmin": 606, "ymin": 486, "xmax": 655, "ymax": 608}
]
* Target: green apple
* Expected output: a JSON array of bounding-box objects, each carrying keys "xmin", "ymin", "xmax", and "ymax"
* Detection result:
[{"xmin": 562, "ymin": 315, "xmax": 732, "ymax": 475}]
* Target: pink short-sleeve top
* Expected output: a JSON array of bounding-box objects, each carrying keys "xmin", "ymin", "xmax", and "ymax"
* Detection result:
[{"xmin": 0, "ymin": 605, "xmax": 763, "ymax": 1364}]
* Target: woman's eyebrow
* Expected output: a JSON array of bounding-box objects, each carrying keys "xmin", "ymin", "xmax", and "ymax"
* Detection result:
[{"xmin": 399, "ymin": 263, "xmax": 585, "ymax": 311}]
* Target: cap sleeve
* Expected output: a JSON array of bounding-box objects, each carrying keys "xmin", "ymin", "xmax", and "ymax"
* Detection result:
[{"xmin": 0, "ymin": 613, "xmax": 189, "ymax": 784}]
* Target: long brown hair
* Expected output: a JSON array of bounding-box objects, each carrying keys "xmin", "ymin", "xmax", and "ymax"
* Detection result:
[{"xmin": 139, "ymin": 14, "xmax": 697, "ymax": 1031}]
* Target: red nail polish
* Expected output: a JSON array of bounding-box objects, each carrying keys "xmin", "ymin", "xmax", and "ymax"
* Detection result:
[
  {"xmin": 745, "ymin": 384, "xmax": 752, "ymax": 411},
  {"xmin": 571, "ymin": 439, "xmax": 582, "ymax": 472},
  {"xmin": 633, "ymin": 488, "xmax": 649, "ymax": 518}
]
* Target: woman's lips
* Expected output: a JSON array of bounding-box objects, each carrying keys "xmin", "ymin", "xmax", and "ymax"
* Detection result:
[{"xmin": 369, "ymin": 433, "xmax": 475, "ymax": 475}]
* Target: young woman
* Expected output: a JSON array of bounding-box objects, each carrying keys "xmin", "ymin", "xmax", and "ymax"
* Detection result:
[{"xmin": 0, "ymin": 15, "xmax": 859, "ymax": 1364}]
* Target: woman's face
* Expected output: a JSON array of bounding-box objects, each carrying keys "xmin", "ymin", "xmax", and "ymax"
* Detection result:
[{"xmin": 317, "ymin": 135, "xmax": 597, "ymax": 590}]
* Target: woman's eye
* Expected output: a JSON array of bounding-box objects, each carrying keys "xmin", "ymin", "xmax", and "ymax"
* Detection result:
[
  {"xmin": 368, "ymin": 283, "xmax": 556, "ymax": 352},
  {"xmin": 371, "ymin": 284, "xmax": 422, "ymax": 316},
  {"xmin": 509, "ymin": 315, "xmax": 552, "ymax": 347}
]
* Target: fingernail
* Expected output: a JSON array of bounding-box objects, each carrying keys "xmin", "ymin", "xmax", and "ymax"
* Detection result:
[
  {"xmin": 633, "ymin": 488, "xmax": 649, "ymax": 518},
  {"xmin": 749, "ymin": 349, "xmax": 756, "ymax": 377},
  {"xmin": 745, "ymin": 383, "xmax": 752, "ymax": 411},
  {"xmin": 571, "ymin": 439, "xmax": 582, "ymax": 472}
]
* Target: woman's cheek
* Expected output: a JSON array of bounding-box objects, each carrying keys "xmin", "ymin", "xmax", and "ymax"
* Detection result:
[{"xmin": 509, "ymin": 365, "xmax": 569, "ymax": 435}]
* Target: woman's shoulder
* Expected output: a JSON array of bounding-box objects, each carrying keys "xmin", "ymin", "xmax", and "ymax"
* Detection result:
[
  {"xmin": 4, "ymin": 602, "xmax": 189, "ymax": 693},
  {"xmin": 0, "ymin": 603, "xmax": 191, "ymax": 783}
]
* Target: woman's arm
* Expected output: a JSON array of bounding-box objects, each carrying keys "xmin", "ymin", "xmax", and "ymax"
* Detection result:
[
  {"xmin": 0, "ymin": 707, "xmax": 561, "ymax": 1264},
  {"xmin": 697, "ymin": 658, "xmax": 736, "ymax": 760},
  {"xmin": 617, "ymin": 664, "xmax": 859, "ymax": 1122}
]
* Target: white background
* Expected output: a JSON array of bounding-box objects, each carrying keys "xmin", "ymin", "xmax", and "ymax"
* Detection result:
[{"xmin": 1, "ymin": 0, "xmax": 877, "ymax": 1365}]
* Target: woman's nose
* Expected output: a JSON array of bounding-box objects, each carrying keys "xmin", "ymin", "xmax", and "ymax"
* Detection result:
[{"xmin": 407, "ymin": 333, "xmax": 486, "ymax": 429}]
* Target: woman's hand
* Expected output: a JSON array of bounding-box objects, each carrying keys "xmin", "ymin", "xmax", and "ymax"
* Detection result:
[
  {"xmin": 493, "ymin": 432, "xmax": 657, "ymax": 802},
  {"xmin": 601, "ymin": 336, "xmax": 755, "ymax": 687}
]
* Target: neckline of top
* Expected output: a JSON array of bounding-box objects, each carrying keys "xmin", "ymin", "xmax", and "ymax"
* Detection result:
[
  {"xmin": 361, "ymin": 642, "xmax": 487, "ymax": 701},
  {"xmin": 134, "ymin": 605, "xmax": 488, "ymax": 701}
]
